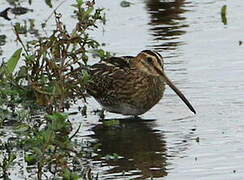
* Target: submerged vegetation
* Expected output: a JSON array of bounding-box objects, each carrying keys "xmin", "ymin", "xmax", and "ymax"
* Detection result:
[{"xmin": 0, "ymin": 0, "xmax": 110, "ymax": 179}]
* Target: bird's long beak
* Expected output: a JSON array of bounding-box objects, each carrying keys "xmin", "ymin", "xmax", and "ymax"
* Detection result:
[{"xmin": 155, "ymin": 67, "xmax": 196, "ymax": 114}]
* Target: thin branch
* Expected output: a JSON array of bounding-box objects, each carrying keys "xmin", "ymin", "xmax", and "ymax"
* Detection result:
[
  {"xmin": 69, "ymin": 123, "xmax": 81, "ymax": 140},
  {"xmin": 13, "ymin": 26, "xmax": 29, "ymax": 56},
  {"xmin": 44, "ymin": 0, "xmax": 67, "ymax": 25}
]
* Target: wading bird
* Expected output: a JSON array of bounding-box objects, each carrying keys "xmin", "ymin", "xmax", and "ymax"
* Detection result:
[{"xmin": 87, "ymin": 50, "xmax": 196, "ymax": 116}]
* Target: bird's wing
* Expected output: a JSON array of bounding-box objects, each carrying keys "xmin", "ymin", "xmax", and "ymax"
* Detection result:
[
  {"xmin": 87, "ymin": 56, "xmax": 134, "ymax": 98},
  {"xmin": 96, "ymin": 56, "xmax": 133, "ymax": 69}
]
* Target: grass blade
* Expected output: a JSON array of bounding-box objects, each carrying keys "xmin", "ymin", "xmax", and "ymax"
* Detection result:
[{"xmin": 6, "ymin": 48, "xmax": 22, "ymax": 74}]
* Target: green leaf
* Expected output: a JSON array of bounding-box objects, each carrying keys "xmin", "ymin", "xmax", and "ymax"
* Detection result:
[
  {"xmin": 120, "ymin": 1, "xmax": 133, "ymax": 8},
  {"xmin": 32, "ymin": 147, "xmax": 42, "ymax": 155},
  {"xmin": 46, "ymin": 112, "xmax": 68, "ymax": 122},
  {"xmin": 221, "ymin": 5, "xmax": 227, "ymax": 25},
  {"xmin": 76, "ymin": 0, "xmax": 84, "ymax": 7},
  {"xmin": 25, "ymin": 154, "xmax": 37, "ymax": 165},
  {"xmin": 6, "ymin": 48, "xmax": 22, "ymax": 74},
  {"xmin": 14, "ymin": 124, "xmax": 30, "ymax": 133},
  {"xmin": 85, "ymin": 7, "xmax": 94, "ymax": 16},
  {"xmin": 61, "ymin": 168, "xmax": 80, "ymax": 180},
  {"xmin": 5, "ymin": 154, "xmax": 17, "ymax": 168},
  {"xmin": 103, "ymin": 119, "xmax": 120, "ymax": 127},
  {"xmin": 45, "ymin": 0, "xmax": 53, "ymax": 8},
  {"xmin": 81, "ymin": 70, "xmax": 90, "ymax": 82}
]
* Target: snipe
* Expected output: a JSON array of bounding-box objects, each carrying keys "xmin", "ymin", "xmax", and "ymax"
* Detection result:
[{"xmin": 87, "ymin": 50, "xmax": 196, "ymax": 116}]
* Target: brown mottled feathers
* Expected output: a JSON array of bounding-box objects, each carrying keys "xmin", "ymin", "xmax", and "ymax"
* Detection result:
[{"xmin": 86, "ymin": 55, "xmax": 165, "ymax": 115}]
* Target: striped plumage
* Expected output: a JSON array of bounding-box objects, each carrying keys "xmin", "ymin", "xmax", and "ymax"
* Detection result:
[{"xmin": 87, "ymin": 50, "xmax": 196, "ymax": 115}]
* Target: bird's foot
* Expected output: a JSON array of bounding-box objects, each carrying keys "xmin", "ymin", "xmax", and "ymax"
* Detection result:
[{"xmin": 98, "ymin": 109, "xmax": 105, "ymax": 121}]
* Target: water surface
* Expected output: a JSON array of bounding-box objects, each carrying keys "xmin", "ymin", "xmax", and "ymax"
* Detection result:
[
  {"xmin": 1, "ymin": 0, "xmax": 244, "ymax": 179},
  {"xmin": 88, "ymin": 0, "xmax": 244, "ymax": 179}
]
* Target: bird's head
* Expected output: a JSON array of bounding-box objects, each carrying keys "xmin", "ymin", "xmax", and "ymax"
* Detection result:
[
  {"xmin": 134, "ymin": 50, "xmax": 164, "ymax": 77},
  {"xmin": 134, "ymin": 50, "xmax": 196, "ymax": 114}
]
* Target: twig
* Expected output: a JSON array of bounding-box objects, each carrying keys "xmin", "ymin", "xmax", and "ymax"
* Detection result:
[
  {"xmin": 69, "ymin": 123, "xmax": 81, "ymax": 140},
  {"xmin": 13, "ymin": 26, "xmax": 29, "ymax": 56},
  {"xmin": 44, "ymin": 0, "xmax": 67, "ymax": 25}
]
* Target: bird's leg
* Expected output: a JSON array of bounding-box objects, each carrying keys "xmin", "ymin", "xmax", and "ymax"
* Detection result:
[
  {"xmin": 132, "ymin": 115, "xmax": 141, "ymax": 120},
  {"xmin": 133, "ymin": 115, "xmax": 139, "ymax": 119},
  {"xmin": 98, "ymin": 108, "xmax": 105, "ymax": 121}
]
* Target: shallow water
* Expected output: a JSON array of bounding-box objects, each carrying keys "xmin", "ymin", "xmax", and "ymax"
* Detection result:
[
  {"xmin": 1, "ymin": 0, "xmax": 244, "ymax": 179},
  {"xmin": 88, "ymin": 0, "xmax": 244, "ymax": 179}
]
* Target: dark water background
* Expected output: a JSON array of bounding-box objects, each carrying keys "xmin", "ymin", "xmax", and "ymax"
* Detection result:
[{"xmin": 1, "ymin": 0, "xmax": 244, "ymax": 179}]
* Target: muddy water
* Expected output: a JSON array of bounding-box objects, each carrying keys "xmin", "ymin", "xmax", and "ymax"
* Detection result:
[{"xmin": 1, "ymin": 0, "xmax": 244, "ymax": 179}]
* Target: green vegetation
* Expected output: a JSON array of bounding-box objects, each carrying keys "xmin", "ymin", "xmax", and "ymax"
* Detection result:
[
  {"xmin": 0, "ymin": 0, "xmax": 110, "ymax": 179},
  {"xmin": 120, "ymin": 1, "xmax": 133, "ymax": 8},
  {"xmin": 4, "ymin": 0, "xmax": 54, "ymax": 7},
  {"xmin": 221, "ymin": 5, "xmax": 227, "ymax": 25}
]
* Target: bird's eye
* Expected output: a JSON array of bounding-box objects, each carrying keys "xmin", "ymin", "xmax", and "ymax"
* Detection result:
[{"xmin": 146, "ymin": 57, "xmax": 153, "ymax": 64}]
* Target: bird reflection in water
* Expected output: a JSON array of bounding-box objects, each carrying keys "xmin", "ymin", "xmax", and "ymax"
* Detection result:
[
  {"xmin": 90, "ymin": 118, "xmax": 167, "ymax": 179},
  {"xmin": 145, "ymin": 0, "xmax": 189, "ymax": 51}
]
